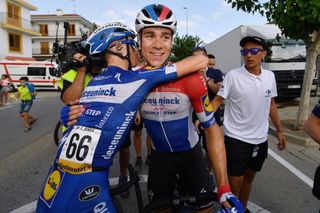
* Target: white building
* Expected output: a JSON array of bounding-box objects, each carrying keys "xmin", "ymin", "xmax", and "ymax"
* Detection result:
[
  {"xmin": 31, "ymin": 12, "xmax": 94, "ymax": 60},
  {"xmin": 0, "ymin": 0, "xmax": 40, "ymax": 60}
]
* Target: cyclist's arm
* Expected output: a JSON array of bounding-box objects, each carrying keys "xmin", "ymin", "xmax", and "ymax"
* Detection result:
[
  {"xmin": 211, "ymin": 95, "xmax": 224, "ymax": 113},
  {"xmin": 206, "ymin": 79, "xmax": 220, "ymax": 94},
  {"xmin": 175, "ymin": 55, "xmax": 208, "ymax": 78},
  {"xmin": 269, "ymin": 98, "xmax": 286, "ymax": 150},
  {"xmin": 204, "ymin": 124, "xmax": 228, "ymax": 187},
  {"xmin": 304, "ymin": 113, "xmax": 320, "ymax": 144}
]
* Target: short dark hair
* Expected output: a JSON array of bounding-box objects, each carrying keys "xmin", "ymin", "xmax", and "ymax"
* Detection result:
[
  {"xmin": 207, "ymin": 54, "xmax": 215, "ymax": 59},
  {"xmin": 192, "ymin": 46, "xmax": 207, "ymax": 55},
  {"xmin": 19, "ymin": 76, "xmax": 29, "ymax": 81}
]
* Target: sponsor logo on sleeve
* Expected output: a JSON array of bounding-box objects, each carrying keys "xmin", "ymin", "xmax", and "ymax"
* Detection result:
[
  {"xmin": 165, "ymin": 64, "xmax": 177, "ymax": 74},
  {"xmin": 202, "ymin": 95, "xmax": 213, "ymax": 113},
  {"xmin": 41, "ymin": 168, "xmax": 65, "ymax": 207},
  {"xmin": 80, "ymin": 80, "xmax": 146, "ymax": 104}
]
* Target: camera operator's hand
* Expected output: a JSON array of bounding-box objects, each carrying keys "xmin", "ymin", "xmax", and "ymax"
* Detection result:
[
  {"xmin": 71, "ymin": 53, "xmax": 87, "ymax": 68},
  {"xmin": 74, "ymin": 53, "xmax": 86, "ymax": 62},
  {"xmin": 65, "ymin": 53, "xmax": 91, "ymax": 71}
]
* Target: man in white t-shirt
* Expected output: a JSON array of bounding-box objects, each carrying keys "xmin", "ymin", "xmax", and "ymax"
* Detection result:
[{"xmin": 211, "ymin": 36, "xmax": 286, "ymax": 213}]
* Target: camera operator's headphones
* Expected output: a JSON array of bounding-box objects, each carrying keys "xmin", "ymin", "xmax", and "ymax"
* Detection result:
[{"xmin": 84, "ymin": 22, "xmax": 137, "ymax": 69}]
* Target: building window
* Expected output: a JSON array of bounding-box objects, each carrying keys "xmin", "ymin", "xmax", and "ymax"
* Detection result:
[
  {"xmin": 68, "ymin": 24, "xmax": 76, "ymax": 36},
  {"xmin": 40, "ymin": 42, "xmax": 49, "ymax": 54},
  {"xmin": 39, "ymin": 24, "xmax": 48, "ymax": 36},
  {"xmin": 8, "ymin": 32, "xmax": 21, "ymax": 52},
  {"xmin": 7, "ymin": 2, "xmax": 21, "ymax": 27}
]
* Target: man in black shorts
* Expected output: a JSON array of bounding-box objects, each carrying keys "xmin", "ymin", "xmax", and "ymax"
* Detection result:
[{"xmin": 211, "ymin": 36, "xmax": 286, "ymax": 212}]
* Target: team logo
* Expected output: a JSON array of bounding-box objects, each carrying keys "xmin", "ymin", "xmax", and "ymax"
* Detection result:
[
  {"xmin": 202, "ymin": 95, "xmax": 213, "ymax": 113},
  {"xmin": 265, "ymin": 89, "xmax": 271, "ymax": 97},
  {"xmin": 42, "ymin": 170, "xmax": 62, "ymax": 201},
  {"xmin": 78, "ymin": 185, "xmax": 101, "ymax": 201}
]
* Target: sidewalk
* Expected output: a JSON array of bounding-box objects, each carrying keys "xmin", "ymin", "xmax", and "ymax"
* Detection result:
[{"xmin": 269, "ymin": 95, "xmax": 320, "ymax": 147}]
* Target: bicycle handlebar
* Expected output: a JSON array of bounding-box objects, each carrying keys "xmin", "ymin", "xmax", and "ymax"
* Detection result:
[{"xmin": 143, "ymin": 191, "xmax": 218, "ymax": 213}]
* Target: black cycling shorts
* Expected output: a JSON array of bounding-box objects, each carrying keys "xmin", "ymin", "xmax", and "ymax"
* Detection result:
[
  {"xmin": 147, "ymin": 143, "xmax": 213, "ymax": 210},
  {"xmin": 120, "ymin": 133, "xmax": 131, "ymax": 150},
  {"xmin": 131, "ymin": 121, "xmax": 143, "ymax": 131},
  {"xmin": 224, "ymin": 136, "xmax": 268, "ymax": 177}
]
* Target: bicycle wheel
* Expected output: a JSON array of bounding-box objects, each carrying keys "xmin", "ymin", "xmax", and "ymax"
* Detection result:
[
  {"xmin": 112, "ymin": 196, "xmax": 124, "ymax": 213},
  {"xmin": 53, "ymin": 121, "xmax": 64, "ymax": 146}
]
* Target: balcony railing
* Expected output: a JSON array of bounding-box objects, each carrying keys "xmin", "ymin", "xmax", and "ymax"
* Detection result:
[
  {"xmin": 35, "ymin": 29, "xmax": 85, "ymax": 37},
  {"xmin": 0, "ymin": 12, "xmax": 35, "ymax": 31}
]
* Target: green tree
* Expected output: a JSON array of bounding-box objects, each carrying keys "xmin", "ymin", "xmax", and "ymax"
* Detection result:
[
  {"xmin": 226, "ymin": 0, "xmax": 320, "ymax": 129},
  {"xmin": 171, "ymin": 34, "xmax": 202, "ymax": 62}
]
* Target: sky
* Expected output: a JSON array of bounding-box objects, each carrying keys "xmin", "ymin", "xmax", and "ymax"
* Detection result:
[{"xmin": 28, "ymin": 0, "xmax": 268, "ymax": 43}]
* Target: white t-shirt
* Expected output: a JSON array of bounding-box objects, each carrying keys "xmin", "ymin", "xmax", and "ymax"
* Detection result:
[{"xmin": 217, "ymin": 65, "xmax": 277, "ymax": 144}]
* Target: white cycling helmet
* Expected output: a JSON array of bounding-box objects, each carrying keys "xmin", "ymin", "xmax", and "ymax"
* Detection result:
[{"xmin": 135, "ymin": 4, "xmax": 177, "ymax": 34}]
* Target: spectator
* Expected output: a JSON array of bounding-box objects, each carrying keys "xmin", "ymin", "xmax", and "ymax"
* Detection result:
[
  {"xmin": 304, "ymin": 99, "xmax": 320, "ymax": 200},
  {"xmin": 132, "ymin": 111, "xmax": 152, "ymax": 169},
  {"xmin": 1, "ymin": 74, "xmax": 12, "ymax": 105},
  {"xmin": 304, "ymin": 99, "xmax": 320, "ymax": 143},
  {"xmin": 17, "ymin": 77, "xmax": 37, "ymax": 132},
  {"xmin": 192, "ymin": 47, "xmax": 225, "ymax": 188},
  {"xmin": 211, "ymin": 36, "xmax": 286, "ymax": 212}
]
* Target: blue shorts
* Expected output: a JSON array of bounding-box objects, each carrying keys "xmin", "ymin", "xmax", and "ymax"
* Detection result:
[
  {"xmin": 20, "ymin": 100, "xmax": 33, "ymax": 113},
  {"xmin": 36, "ymin": 164, "xmax": 116, "ymax": 213}
]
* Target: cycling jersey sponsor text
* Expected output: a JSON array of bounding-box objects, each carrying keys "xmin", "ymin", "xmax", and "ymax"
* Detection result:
[
  {"xmin": 102, "ymin": 111, "xmax": 135, "ymax": 160},
  {"xmin": 144, "ymin": 97, "xmax": 180, "ymax": 105}
]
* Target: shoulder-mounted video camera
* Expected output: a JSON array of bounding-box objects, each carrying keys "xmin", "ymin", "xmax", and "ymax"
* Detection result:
[{"xmin": 52, "ymin": 22, "xmax": 90, "ymax": 74}]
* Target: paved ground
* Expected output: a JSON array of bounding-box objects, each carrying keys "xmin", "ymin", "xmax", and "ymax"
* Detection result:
[{"xmin": 269, "ymin": 94, "xmax": 320, "ymax": 148}]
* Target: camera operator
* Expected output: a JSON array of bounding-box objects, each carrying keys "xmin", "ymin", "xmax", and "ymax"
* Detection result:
[{"xmin": 58, "ymin": 52, "xmax": 101, "ymax": 104}]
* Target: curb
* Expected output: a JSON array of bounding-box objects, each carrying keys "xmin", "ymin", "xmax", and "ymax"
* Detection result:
[{"xmin": 268, "ymin": 125, "xmax": 318, "ymax": 147}]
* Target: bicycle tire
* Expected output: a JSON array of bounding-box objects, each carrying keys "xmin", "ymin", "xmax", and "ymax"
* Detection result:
[
  {"xmin": 112, "ymin": 196, "xmax": 124, "ymax": 213},
  {"xmin": 53, "ymin": 121, "xmax": 63, "ymax": 146}
]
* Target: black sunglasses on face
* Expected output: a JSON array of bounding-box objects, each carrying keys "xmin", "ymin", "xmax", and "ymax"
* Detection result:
[{"xmin": 240, "ymin": 48, "xmax": 264, "ymax": 56}]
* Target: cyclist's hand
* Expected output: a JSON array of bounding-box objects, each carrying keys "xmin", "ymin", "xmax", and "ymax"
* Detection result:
[
  {"xmin": 194, "ymin": 120, "xmax": 201, "ymax": 133},
  {"xmin": 135, "ymin": 111, "xmax": 141, "ymax": 125},
  {"xmin": 218, "ymin": 185, "xmax": 244, "ymax": 213},
  {"xmin": 60, "ymin": 105, "xmax": 70, "ymax": 127},
  {"xmin": 68, "ymin": 101, "xmax": 85, "ymax": 126}
]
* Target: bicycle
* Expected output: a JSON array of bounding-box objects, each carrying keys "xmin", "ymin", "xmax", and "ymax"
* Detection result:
[
  {"xmin": 143, "ymin": 192, "xmax": 239, "ymax": 213},
  {"xmin": 110, "ymin": 163, "xmax": 144, "ymax": 213},
  {"xmin": 142, "ymin": 174, "xmax": 239, "ymax": 213}
]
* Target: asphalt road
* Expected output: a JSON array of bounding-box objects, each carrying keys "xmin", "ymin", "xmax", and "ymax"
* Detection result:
[{"xmin": 0, "ymin": 93, "xmax": 319, "ymax": 212}]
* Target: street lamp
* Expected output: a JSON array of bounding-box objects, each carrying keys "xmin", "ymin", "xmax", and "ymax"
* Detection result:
[{"xmin": 183, "ymin": 6, "xmax": 188, "ymax": 35}]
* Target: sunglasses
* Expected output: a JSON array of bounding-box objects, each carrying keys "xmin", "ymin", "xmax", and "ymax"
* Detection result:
[
  {"xmin": 240, "ymin": 48, "xmax": 264, "ymax": 56},
  {"xmin": 120, "ymin": 39, "xmax": 138, "ymax": 50},
  {"xmin": 109, "ymin": 39, "xmax": 138, "ymax": 50}
]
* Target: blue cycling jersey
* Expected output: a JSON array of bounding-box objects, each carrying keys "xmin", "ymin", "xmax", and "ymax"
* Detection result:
[{"xmin": 37, "ymin": 65, "xmax": 177, "ymax": 213}]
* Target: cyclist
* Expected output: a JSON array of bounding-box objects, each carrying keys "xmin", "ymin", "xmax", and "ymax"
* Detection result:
[
  {"xmin": 57, "ymin": 39, "xmax": 132, "ymax": 199},
  {"xmin": 36, "ymin": 22, "xmax": 209, "ymax": 213},
  {"xmin": 135, "ymin": 4, "xmax": 242, "ymax": 213}
]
